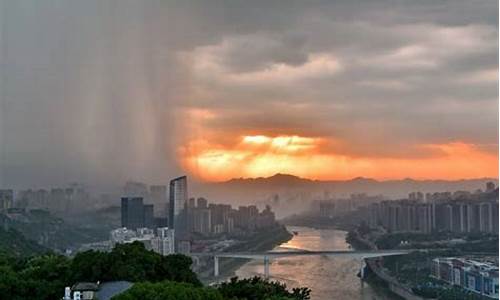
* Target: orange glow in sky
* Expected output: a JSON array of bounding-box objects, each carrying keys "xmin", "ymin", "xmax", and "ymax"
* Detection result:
[{"xmin": 180, "ymin": 134, "xmax": 498, "ymax": 182}]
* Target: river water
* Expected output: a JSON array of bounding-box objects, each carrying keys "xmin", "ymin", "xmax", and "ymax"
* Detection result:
[{"xmin": 234, "ymin": 226, "xmax": 398, "ymax": 300}]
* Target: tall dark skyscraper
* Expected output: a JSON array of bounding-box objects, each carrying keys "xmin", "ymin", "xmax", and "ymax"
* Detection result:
[
  {"xmin": 121, "ymin": 197, "xmax": 145, "ymax": 230},
  {"xmin": 143, "ymin": 204, "xmax": 155, "ymax": 229},
  {"xmin": 169, "ymin": 176, "xmax": 188, "ymax": 229}
]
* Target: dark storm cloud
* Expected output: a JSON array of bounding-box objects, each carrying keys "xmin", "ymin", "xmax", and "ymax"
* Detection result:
[
  {"xmin": 185, "ymin": 0, "xmax": 498, "ymax": 157},
  {"xmin": 0, "ymin": 0, "xmax": 498, "ymax": 188}
]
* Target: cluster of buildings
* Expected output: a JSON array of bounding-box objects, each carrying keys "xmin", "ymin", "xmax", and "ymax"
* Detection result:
[
  {"xmin": 1, "ymin": 184, "xmax": 90, "ymax": 215},
  {"xmin": 118, "ymin": 175, "xmax": 278, "ymax": 254},
  {"xmin": 120, "ymin": 176, "xmax": 186, "ymax": 229},
  {"xmin": 120, "ymin": 197, "xmax": 159, "ymax": 230},
  {"xmin": 368, "ymin": 183, "xmax": 499, "ymax": 234},
  {"xmin": 431, "ymin": 257, "xmax": 499, "ymax": 299},
  {"xmin": 317, "ymin": 193, "xmax": 384, "ymax": 219},
  {"xmin": 185, "ymin": 199, "xmax": 276, "ymax": 237},
  {"xmin": 110, "ymin": 227, "xmax": 175, "ymax": 256}
]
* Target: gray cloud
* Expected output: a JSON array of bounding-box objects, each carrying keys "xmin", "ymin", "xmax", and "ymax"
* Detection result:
[
  {"xmin": 185, "ymin": 1, "xmax": 498, "ymax": 157},
  {"xmin": 0, "ymin": 0, "xmax": 497, "ymax": 188}
]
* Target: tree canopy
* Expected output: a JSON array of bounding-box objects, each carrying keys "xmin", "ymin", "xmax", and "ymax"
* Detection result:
[
  {"xmin": 70, "ymin": 242, "xmax": 200, "ymax": 285},
  {"xmin": 217, "ymin": 276, "xmax": 311, "ymax": 300},
  {"xmin": 111, "ymin": 281, "xmax": 222, "ymax": 300},
  {"xmin": 0, "ymin": 241, "xmax": 199, "ymax": 300},
  {"xmin": 112, "ymin": 276, "xmax": 311, "ymax": 300}
]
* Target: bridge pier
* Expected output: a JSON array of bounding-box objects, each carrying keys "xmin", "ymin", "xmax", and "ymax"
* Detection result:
[
  {"xmin": 263, "ymin": 256, "xmax": 270, "ymax": 279},
  {"xmin": 360, "ymin": 260, "xmax": 366, "ymax": 287},
  {"xmin": 214, "ymin": 256, "xmax": 219, "ymax": 277},
  {"xmin": 360, "ymin": 259, "xmax": 366, "ymax": 279}
]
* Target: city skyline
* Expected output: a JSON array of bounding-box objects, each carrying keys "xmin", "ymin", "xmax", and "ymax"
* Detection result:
[{"xmin": 0, "ymin": 0, "xmax": 498, "ymax": 188}]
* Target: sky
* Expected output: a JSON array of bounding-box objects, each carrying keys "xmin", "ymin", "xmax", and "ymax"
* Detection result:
[{"xmin": 0, "ymin": 0, "xmax": 498, "ymax": 188}]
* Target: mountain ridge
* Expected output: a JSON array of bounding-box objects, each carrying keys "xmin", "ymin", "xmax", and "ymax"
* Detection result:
[
  {"xmin": 191, "ymin": 173, "xmax": 498, "ymax": 218},
  {"xmin": 220, "ymin": 173, "xmax": 497, "ymax": 185}
]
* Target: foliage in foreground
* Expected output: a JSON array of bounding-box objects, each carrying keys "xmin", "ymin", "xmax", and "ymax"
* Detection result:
[
  {"xmin": 0, "ymin": 241, "xmax": 311, "ymax": 300},
  {"xmin": 218, "ymin": 276, "xmax": 311, "ymax": 300},
  {"xmin": 112, "ymin": 276, "xmax": 311, "ymax": 300},
  {"xmin": 0, "ymin": 242, "xmax": 199, "ymax": 300},
  {"xmin": 111, "ymin": 281, "xmax": 223, "ymax": 300},
  {"xmin": 70, "ymin": 242, "xmax": 200, "ymax": 285}
]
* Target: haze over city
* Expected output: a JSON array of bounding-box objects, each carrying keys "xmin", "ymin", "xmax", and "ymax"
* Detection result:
[{"xmin": 1, "ymin": 0, "xmax": 498, "ymax": 190}]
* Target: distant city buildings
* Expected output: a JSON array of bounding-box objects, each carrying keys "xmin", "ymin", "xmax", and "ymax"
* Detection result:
[
  {"xmin": 110, "ymin": 227, "xmax": 137, "ymax": 244},
  {"xmin": 318, "ymin": 193, "xmax": 384, "ymax": 219},
  {"xmin": 369, "ymin": 183, "xmax": 499, "ymax": 234},
  {"xmin": 186, "ymin": 201, "xmax": 277, "ymax": 237},
  {"xmin": 151, "ymin": 227, "xmax": 175, "ymax": 255},
  {"xmin": 0, "ymin": 190, "xmax": 14, "ymax": 211},
  {"xmin": 431, "ymin": 257, "xmax": 499, "ymax": 299},
  {"xmin": 116, "ymin": 175, "xmax": 279, "ymax": 253},
  {"xmin": 121, "ymin": 197, "xmax": 144, "ymax": 230},
  {"xmin": 15, "ymin": 184, "xmax": 89, "ymax": 214},
  {"xmin": 120, "ymin": 197, "xmax": 156, "ymax": 230},
  {"xmin": 110, "ymin": 226, "xmax": 175, "ymax": 256}
]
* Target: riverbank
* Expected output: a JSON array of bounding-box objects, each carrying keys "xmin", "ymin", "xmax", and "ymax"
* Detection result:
[
  {"xmin": 344, "ymin": 228, "xmax": 422, "ymax": 300},
  {"xmin": 198, "ymin": 225, "xmax": 293, "ymax": 283}
]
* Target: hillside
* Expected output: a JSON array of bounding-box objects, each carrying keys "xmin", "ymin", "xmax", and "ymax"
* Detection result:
[
  {"xmin": 0, "ymin": 226, "xmax": 49, "ymax": 256},
  {"xmin": 0, "ymin": 209, "xmax": 109, "ymax": 253}
]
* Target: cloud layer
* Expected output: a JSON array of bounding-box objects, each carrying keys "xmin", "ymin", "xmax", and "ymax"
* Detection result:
[{"xmin": 0, "ymin": 0, "xmax": 498, "ymax": 188}]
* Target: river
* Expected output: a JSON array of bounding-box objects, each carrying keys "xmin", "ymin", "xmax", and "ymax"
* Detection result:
[{"xmin": 233, "ymin": 226, "xmax": 398, "ymax": 300}]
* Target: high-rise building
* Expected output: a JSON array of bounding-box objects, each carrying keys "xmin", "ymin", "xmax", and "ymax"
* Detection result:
[
  {"xmin": 197, "ymin": 197, "xmax": 208, "ymax": 209},
  {"xmin": 193, "ymin": 208, "xmax": 211, "ymax": 235},
  {"xmin": 0, "ymin": 190, "xmax": 14, "ymax": 211},
  {"xmin": 188, "ymin": 197, "xmax": 196, "ymax": 209},
  {"xmin": 151, "ymin": 227, "xmax": 175, "ymax": 256},
  {"xmin": 121, "ymin": 197, "xmax": 145, "ymax": 230},
  {"xmin": 209, "ymin": 203, "xmax": 231, "ymax": 232},
  {"xmin": 150, "ymin": 185, "xmax": 167, "ymax": 217},
  {"xmin": 143, "ymin": 204, "xmax": 155, "ymax": 228},
  {"xmin": 169, "ymin": 176, "xmax": 188, "ymax": 230},
  {"xmin": 479, "ymin": 202, "xmax": 493, "ymax": 233}
]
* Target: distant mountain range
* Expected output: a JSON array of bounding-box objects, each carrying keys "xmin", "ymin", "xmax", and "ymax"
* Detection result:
[
  {"xmin": 193, "ymin": 173, "xmax": 498, "ymax": 214},
  {"xmin": 220, "ymin": 173, "xmax": 496, "ymax": 192}
]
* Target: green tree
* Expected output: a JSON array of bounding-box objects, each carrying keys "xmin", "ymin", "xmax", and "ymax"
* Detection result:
[
  {"xmin": 70, "ymin": 242, "xmax": 201, "ymax": 285},
  {"xmin": 217, "ymin": 276, "xmax": 311, "ymax": 300},
  {"xmin": 111, "ymin": 281, "xmax": 222, "ymax": 300},
  {"xmin": 19, "ymin": 254, "xmax": 70, "ymax": 299}
]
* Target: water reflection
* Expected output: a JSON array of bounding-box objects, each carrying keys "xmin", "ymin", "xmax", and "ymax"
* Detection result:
[{"xmin": 234, "ymin": 226, "xmax": 398, "ymax": 300}]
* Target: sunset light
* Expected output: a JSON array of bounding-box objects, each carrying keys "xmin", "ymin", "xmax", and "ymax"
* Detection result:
[{"xmin": 181, "ymin": 134, "xmax": 498, "ymax": 181}]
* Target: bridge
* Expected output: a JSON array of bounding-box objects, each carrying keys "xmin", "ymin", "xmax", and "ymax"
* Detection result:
[{"xmin": 191, "ymin": 249, "xmax": 412, "ymax": 278}]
